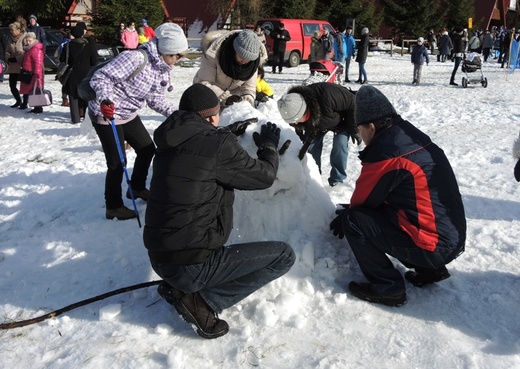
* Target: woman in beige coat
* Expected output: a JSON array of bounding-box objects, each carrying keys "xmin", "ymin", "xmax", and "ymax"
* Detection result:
[
  {"xmin": 193, "ymin": 29, "xmax": 267, "ymax": 108},
  {"xmin": 5, "ymin": 22, "xmax": 27, "ymax": 109}
]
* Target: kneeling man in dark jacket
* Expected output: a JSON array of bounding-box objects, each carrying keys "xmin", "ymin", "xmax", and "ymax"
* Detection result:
[
  {"xmin": 330, "ymin": 85, "xmax": 466, "ymax": 307},
  {"xmin": 143, "ymin": 83, "xmax": 295, "ymax": 339}
]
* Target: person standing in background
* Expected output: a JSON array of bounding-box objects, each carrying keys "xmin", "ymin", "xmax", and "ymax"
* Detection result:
[
  {"xmin": 427, "ymin": 28, "xmax": 437, "ymax": 57},
  {"xmin": 355, "ymin": 27, "xmax": 370, "ymax": 84},
  {"xmin": 270, "ymin": 23, "xmax": 290, "ymax": 74},
  {"xmin": 5, "ymin": 22, "xmax": 27, "ymax": 109},
  {"xmin": 481, "ymin": 30, "xmax": 495, "ymax": 62},
  {"xmin": 113, "ymin": 22, "xmax": 125, "ymax": 49},
  {"xmin": 61, "ymin": 26, "xmax": 99, "ymax": 124},
  {"xmin": 449, "ymin": 26, "xmax": 465, "ymax": 85},
  {"xmin": 343, "ymin": 26, "xmax": 356, "ymax": 83},
  {"xmin": 308, "ymin": 31, "xmax": 323, "ymax": 75},
  {"xmin": 138, "ymin": 27, "xmax": 148, "ymax": 44},
  {"xmin": 19, "ymin": 32, "xmax": 45, "ymax": 114},
  {"xmin": 141, "ymin": 19, "xmax": 156, "ymax": 41},
  {"xmin": 321, "ymin": 28, "xmax": 334, "ymax": 60},
  {"xmin": 121, "ymin": 21, "xmax": 138, "ymax": 50},
  {"xmin": 26, "ymin": 15, "xmax": 46, "ymax": 50},
  {"xmin": 410, "ymin": 37, "xmax": 429, "ymax": 85}
]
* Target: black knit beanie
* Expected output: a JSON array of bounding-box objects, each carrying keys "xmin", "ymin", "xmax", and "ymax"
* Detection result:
[
  {"xmin": 179, "ymin": 84, "xmax": 220, "ymax": 118},
  {"xmin": 355, "ymin": 85, "xmax": 397, "ymax": 126}
]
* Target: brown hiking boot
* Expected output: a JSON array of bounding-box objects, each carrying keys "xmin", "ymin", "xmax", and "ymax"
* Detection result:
[
  {"xmin": 105, "ymin": 206, "xmax": 136, "ymax": 220},
  {"xmin": 126, "ymin": 188, "xmax": 149, "ymax": 201},
  {"xmin": 173, "ymin": 292, "xmax": 229, "ymax": 339}
]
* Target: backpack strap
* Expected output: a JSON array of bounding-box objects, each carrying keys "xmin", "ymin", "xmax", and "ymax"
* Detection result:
[{"xmin": 127, "ymin": 49, "xmax": 148, "ymax": 80}]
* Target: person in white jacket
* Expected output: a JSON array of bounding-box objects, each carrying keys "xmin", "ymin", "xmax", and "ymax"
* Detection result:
[{"xmin": 193, "ymin": 29, "xmax": 267, "ymax": 108}]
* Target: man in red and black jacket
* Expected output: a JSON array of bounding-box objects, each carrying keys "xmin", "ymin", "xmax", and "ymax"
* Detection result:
[{"xmin": 330, "ymin": 85, "xmax": 466, "ymax": 307}]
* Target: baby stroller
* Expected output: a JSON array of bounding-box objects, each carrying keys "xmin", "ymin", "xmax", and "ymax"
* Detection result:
[
  {"xmin": 303, "ymin": 59, "xmax": 344, "ymax": 85},
  {"xmin": 461, "ymin": 53, "xmax": 488, "ymax": 88}
]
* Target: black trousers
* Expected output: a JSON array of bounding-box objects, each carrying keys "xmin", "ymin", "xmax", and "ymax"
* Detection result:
[
  {"xmin": 9, "ymin": 73, "xmax": 27, "ymax": 105},
  {"xmin": 272, "ymin": 51, "xmax": 285, "ymax": 72},
  {"xmin": 91, "ymin": 113, "xmax": 155, "ymax": 210},
  {"xmin": 343, "ymin": 207, "xmax": 451, "ymax": 295},
  {"xmin": 68, "ymin": 95, "xmax": 87, "ymax": 123},
  {"xmin": 450, "ymin": 56, "xmax": 462, "ymax": 83}
]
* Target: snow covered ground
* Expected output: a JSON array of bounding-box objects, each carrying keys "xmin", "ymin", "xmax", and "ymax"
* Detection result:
[{"xmin": 1, "ymin": 52, "xmax": 520, "ymax": 369}]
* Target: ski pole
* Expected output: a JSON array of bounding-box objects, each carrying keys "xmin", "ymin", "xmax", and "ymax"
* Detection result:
[{"xmin": 109, "ymin": 119, "xmax": 141, "ymax": 227}]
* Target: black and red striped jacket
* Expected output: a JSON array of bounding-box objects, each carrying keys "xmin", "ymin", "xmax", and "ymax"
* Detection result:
[{"xmin": 351, "ymin": 116, "xmax": 466, "ymax": 255}]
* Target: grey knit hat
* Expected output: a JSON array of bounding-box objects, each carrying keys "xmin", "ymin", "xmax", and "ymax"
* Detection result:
[
  {"xmin": 355, "ymin": 85, "xmax": 397, "ymax": 126},
  {"xmin": 233, "ymin": 30, "xmax": 260, "ymax": 61},
  {"xmin": 155, "ymin": 23, "xmax": 189, "ymax": 55},
  {"xmin": 277, "ymin": 93, "xmax": 307, "ymax": 124}
]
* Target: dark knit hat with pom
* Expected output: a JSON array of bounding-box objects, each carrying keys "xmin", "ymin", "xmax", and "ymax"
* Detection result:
[
  {"xmin": 179, "ymin": 84, "xmax": 220, "ymax": 118},
  {"xmin": 355, "ymin": 85, "xmax": 397, "ymax": 126}
]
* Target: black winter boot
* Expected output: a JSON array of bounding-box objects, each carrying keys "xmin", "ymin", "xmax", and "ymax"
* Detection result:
[
  {"xmin": 174, "ymin": 292, "xmax": 229, "ymax": 339},
  {"xmin": 348, "ymin": 282, "xmax": 407, "ymax": 307},
  {"xmin": 405, "ymin": 266, "xmax": 451, "ymax": 287}
]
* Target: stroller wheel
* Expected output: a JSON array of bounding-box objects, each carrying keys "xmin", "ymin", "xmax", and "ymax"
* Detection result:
[
  {"xmin": 482, "ymin": 78, "xmax": 488, "ymax": 88},
  {"xmin": 462, "ymin": 77, "xmax": 468, "ymax": 88}
]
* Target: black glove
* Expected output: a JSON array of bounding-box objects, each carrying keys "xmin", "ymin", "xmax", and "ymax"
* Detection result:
[
  {"xmin": 253, "ymin": 122, "xmax": 280, "ymax": 151},
  {"xmin": 226, "ymin": 117, "xmax": 258, "ymax": 136},
  {"xmin": 330, "ymin": 209, "xmax": 346, "ymax": 239},
  {"xmin": 8, "ymin": 57, "xmax": 16, "ymax": 63},
  {"xmin": 515, "ymin": 159, "xmax": 520, "ymax": 182},
  {"xmin": 351, "ymin": 133, "xmax": 362, "ymax": 145},
  {"xmin": 256, "ymin": 91, "xmax": 270, "ymax": 103},
  {"xmin": 225, "ymin": 95, "xmax": 242, "ymax": 106}
]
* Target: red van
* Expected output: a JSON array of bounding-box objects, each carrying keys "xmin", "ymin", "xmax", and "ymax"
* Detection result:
[{"xmin": 256, "ymin": 18, "xmax": 335, "ymax": 67}]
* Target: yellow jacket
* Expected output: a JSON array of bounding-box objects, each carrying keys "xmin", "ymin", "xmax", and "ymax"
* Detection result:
[
  {"xmin": 138, "ymin": 34, "xmax": 148, "ymax": 44},
  {"xmin": 256, "ymin": 77, "xmax": 274, "ymax": 97}
]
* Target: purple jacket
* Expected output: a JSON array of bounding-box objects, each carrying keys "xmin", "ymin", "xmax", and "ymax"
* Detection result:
[{"xmin": 88, "ymin": 40, "xmax": 177, "ymax": 125}]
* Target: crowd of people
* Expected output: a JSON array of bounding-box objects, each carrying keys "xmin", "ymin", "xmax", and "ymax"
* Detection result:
[{"xmin": 19, "ymin": 16, "xmax": 520, "ymax": 342}]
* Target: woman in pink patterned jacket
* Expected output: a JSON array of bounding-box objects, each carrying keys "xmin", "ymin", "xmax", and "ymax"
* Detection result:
[{"xmin": 19, "ymin": 32, "xmax": 44, "ymax": 114}]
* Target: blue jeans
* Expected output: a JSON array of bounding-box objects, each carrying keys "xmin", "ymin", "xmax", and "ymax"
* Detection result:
[
  {"xmin": 308, "ymin": 130, "xmax": 349, "ymax": 185},
  {"xmin": 151, "ymin": 241, "xmax": 295, "ymax": 313},
  {"xmin": 344, "ymin": 56, "xmax": 352, "ymax": 81},
  {"xmin": 358, "ymin": 63, "xmax": 367, "ymax": 82}
]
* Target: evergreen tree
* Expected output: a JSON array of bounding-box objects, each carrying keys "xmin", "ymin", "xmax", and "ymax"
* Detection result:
[
  {"xmin": 444, "ymin": 0, "xmax": 475, "ymax": 31},
  {"xmin": 382, "ymin": 0, "xmax": 444, "ymax": 38},
  {"xmin": 281, "ymin": 0, "xmax": 316, "ymax": 20},
  {"xmin": 316, "ymin": 0, "xmax": 382, "ymax": 36},
  {"xmin": 0, "ymin": 0, "xmax": 67, "ymax": 27}
]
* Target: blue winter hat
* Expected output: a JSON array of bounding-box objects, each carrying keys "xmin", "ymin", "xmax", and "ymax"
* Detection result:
[{"xmin": 141, "ymin": 19, "xmax": 147, "ymax": 24}]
